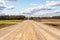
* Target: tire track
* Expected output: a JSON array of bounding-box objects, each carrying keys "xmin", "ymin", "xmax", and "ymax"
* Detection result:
[
  {"xmin": 0, "ymin": 20, "xmax": 60, "ymax": 40},
  {"xmin": 33, "ymin": 21, "xmax": 60, "ymax": 40}
]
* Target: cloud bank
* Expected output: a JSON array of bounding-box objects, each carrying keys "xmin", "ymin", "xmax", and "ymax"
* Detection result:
[
  {"xmin": 19, "ymin": 0, "xmax": 60, "ymax": 17},
  {"xmin": 0, "ymin": 0, "xmax": 15, "ymax": 14}
]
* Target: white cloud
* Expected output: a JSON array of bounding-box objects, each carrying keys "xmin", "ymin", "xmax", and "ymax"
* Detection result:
[
  {"xmin": 6, "ymin": 6, "xmax": 14, "ymax": 10},
  {"xmin": 20, "ymin": 0, "xmax": 60, "ymax": 17},
  {"xmin": 46, "ymin": 1, "xmax": 60, "ymax": 7},
  {"xmin": 39, "ymin": 9, "xmax": 60, "ymax": 17},
  {"xmin": 0, "ymin": 0, "xmax": 5, "ymax": 5},
  {"xmin": 19, "ymin": 4, "xmax": 55, "ymax": 17},
  {"xmin": 0, "ymin": 0, "xmax": 60, "ymax": 17},
  {"xmin": 0, "ymin": 0, "xmax": 15, "ymax": 15}
]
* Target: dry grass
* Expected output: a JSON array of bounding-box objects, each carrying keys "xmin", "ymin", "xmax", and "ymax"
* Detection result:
[
  {"xmin": 0, "ymin": 20, "xmax": 23, "ymax": 29},
  {"xmin": 45, "ymin": 23, "xmax": 60, "ymax": 29},
  {"xmin": 35, "ymin": 19, "xmax": 60, "ymax": 22},
  {"xmin": 35, "ymin": 19, "xmax": 60, "ymax": 29},
  {"xmin": 0, "ymin": 23, "xmax": 15, "ymax": 29}
]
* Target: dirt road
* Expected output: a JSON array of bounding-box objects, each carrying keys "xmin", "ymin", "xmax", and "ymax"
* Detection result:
[{"xmin": 0, "ymin": 20, "xmax": 60, "ymax": 40}]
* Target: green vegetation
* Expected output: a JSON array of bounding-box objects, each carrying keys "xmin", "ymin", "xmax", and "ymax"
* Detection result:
[
  {"xmin": 0, "ymin": 20, "xmax": 23, "ymax": 23},
  {"xmin": 0, "ymin": 20, "xmax": 23, "ymax": 29}
]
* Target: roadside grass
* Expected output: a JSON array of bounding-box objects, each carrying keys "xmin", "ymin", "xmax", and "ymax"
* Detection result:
[
  {"xmin": 0, "ymin": 23, "xmax": 15, "ymax": 29},
  {"xmin": 35, "ymin": 19, "xmax": 60, "ymax": 29},
  {"xmin": 0, "ymin": 20, "xmax": 23, "ymax": 29},
  {"xmin": 45, "ymin": 23, "xmax": 60, "ymax": 29},
  {"xmin": 35, "ymin": 19, "xmax": 60, "ymax": 22},
  {"xmin": 0, "ymin": 20, "xmax": 23, "ymax": 23}
]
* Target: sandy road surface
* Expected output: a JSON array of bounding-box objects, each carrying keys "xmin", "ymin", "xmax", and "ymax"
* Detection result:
[{"xmin": 0, "ymin": 20, "xmax": 60, "ymax": 40}]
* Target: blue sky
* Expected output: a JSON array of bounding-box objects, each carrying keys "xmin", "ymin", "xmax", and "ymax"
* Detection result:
[
  {"xmin": 5, "ymin": 0, "xmax": 46, "ymax": 14},
  {"xmin": 0, "ymin": 0, "xmax": 60, "ymax": 17}
]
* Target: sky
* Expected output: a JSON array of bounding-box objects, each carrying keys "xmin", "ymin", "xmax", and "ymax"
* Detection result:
[{"xmin": 0, "ymin": 0, "xmax": 60, "ymax": 17}]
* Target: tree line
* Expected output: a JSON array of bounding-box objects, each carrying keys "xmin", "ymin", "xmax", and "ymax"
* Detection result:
[
  {"xmin": 0, "ymin": 15, "xmax": 26, "ymax": 20},
  {"xmin": 29, "ymin": 16, "xmax": 60, "ymax": 20},
  {"xmin": 0, "ymin": 15, "xmax": 60, "ymax": 20}
]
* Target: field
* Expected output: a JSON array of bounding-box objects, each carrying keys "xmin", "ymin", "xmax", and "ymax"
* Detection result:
[
  {"xmin": 35, "ymin": 19, "xmax": 60, "ymax": 22},
  {"xmin": 0, "ymin": 20, "xmax": 23, "ymax": 23},
  {"xmin": 44, "ymin": 23, "xmax": 60, "ymax": 29},
  {"xmin": 0, "ymin": 20, "xmax": 23, "ymax": 29},
  {"xmin": 35, "ymin": 19, "xmax": 60, "ymax": 29}
]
